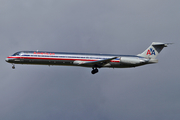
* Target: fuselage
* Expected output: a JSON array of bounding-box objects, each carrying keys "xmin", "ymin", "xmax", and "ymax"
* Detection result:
[
  {"xmin": 5, "ymin": 42, "xmax": 169, "ymax": 74},
  {"xmin": 5, "ymin": 51, "xmax": 152, "ymax": 68}
]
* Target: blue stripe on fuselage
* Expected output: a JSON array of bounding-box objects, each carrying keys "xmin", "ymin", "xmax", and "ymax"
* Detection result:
[{"xmin": 15, "ymin": 51, "xmax": 139, "ymax": 58}]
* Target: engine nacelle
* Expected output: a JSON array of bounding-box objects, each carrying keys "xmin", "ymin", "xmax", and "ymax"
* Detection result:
[{"xmin": 120, "ymin": 57, "xmax": 141, "ymax": 65}]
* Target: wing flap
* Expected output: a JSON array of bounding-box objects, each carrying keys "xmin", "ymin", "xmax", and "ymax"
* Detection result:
[{"xmin": 73, "ymin": 57, "xmax": 118, "ymax": 67}]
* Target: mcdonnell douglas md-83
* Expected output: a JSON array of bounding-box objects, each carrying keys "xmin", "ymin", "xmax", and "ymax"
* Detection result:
[{"xmin": 6, "ymin": 42, "xmax": 171, "ymax": 74}]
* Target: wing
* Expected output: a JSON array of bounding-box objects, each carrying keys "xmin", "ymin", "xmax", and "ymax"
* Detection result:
[{"xmin": 73, "ymin": 57, "xmax": 118, "ymax": 68}]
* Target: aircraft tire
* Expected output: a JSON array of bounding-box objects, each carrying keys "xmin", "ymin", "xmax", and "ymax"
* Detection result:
[
  {"xmin": 91, "ymin": 69, "xmax": 98, "ymax": 74},
  {"xmin": 12, "ymin": 66, "xmax": 15, "ymax": 69}
]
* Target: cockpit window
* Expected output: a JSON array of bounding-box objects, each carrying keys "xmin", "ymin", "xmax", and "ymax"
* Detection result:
[{"xmin": 12, "ymin": 52, "xmax": 21, "ymax": 56}]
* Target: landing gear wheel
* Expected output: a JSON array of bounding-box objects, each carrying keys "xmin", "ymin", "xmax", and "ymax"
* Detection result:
[
  {"xmin": 91, "ymin": 69, "xmax": 98, "ymax": 74},
  {"xmin": 12, "ymin": 65, "xmax": 15, "ymax": 69}
]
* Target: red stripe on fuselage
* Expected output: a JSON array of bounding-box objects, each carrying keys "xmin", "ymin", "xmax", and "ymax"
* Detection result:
[{"xmin": 7, "ymin": 56, "xmax": 120, "ymax": 63}]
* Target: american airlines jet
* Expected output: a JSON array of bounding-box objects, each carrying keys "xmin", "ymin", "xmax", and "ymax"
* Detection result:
[{"xmin": 6, "ymin": 42, "xmax": 171, "ymax": 74}]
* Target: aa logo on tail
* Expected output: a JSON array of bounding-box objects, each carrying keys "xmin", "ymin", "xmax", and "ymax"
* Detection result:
[{"xmin": 146, "ymin": 48, "xmax": 156, "ymax": 55}]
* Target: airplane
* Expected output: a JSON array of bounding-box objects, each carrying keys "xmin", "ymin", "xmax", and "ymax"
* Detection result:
[{"xmin": 5, "ymin": 42, "xmax": 171, "ymax": 74}]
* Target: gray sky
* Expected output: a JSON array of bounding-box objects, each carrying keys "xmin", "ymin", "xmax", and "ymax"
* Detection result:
[{"xmin": 1, "ymin": 0, "xmax": 180, "ymax": 120}]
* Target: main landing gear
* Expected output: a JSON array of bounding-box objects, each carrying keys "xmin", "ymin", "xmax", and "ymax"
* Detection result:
[{"xmin": 91, "ymin": 67, "xmax": 99, "ymax": 74}]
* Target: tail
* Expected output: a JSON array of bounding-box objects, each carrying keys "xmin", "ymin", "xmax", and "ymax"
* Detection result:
[{"xmin": 137, "ymin": 42, "xmax": 171, "ymax": 59}]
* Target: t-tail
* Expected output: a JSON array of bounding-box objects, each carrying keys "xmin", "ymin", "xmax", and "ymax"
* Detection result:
[{"xmin": 137, "ymin": 42, "xmax": 172, "ymax": 59}]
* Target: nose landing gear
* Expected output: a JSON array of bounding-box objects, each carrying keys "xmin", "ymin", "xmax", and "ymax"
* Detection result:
[{"xmin": 12, "ymin": 64, "xmax": 15, "ymax": 69}]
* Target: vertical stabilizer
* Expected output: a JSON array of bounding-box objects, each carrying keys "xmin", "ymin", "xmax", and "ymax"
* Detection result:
[{"xmin": 137, "ymin": 42, "xmax": 170, "ymax": 59}]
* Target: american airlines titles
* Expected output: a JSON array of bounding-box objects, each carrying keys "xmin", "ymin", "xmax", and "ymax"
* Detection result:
[{"xmin": 34, "ymin": 52, "xmax": 55, "ymax": 55}]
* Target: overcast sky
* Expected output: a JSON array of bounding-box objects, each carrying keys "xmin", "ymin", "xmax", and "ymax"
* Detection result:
[{"xmin": 1, "ymin": 0, "xmax": 180, "ymax": 120}]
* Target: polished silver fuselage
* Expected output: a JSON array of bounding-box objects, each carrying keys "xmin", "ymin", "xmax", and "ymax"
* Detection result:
[
  {"xmin": 6, "ymin": 51, "xmax": 154, "ymax": 68},
  {"xmin": 6, "ymin": 42, "xmax": 169, "ymax": 74}
]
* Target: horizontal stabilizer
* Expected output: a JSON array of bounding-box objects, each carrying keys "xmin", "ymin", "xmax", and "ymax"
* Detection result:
[
  {"xmin": 152, "ymin": 42, "xmax": 173, "ymax": 47},
  {"xmin": 137, "ymin": 42, "xmax": 172, "ymax": 59}
]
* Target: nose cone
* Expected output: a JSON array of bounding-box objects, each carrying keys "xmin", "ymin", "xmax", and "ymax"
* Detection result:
[
  {"xmin": 5, "ymin": 57, "xmax": 12, "ymax": 63},
  {"xmin": 5, "ymin": 57, "xmax": 15, "ymax": 63},
  {"xmin": 5, "ymin": 58, "xmax": 9, "ymax": 62}
]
